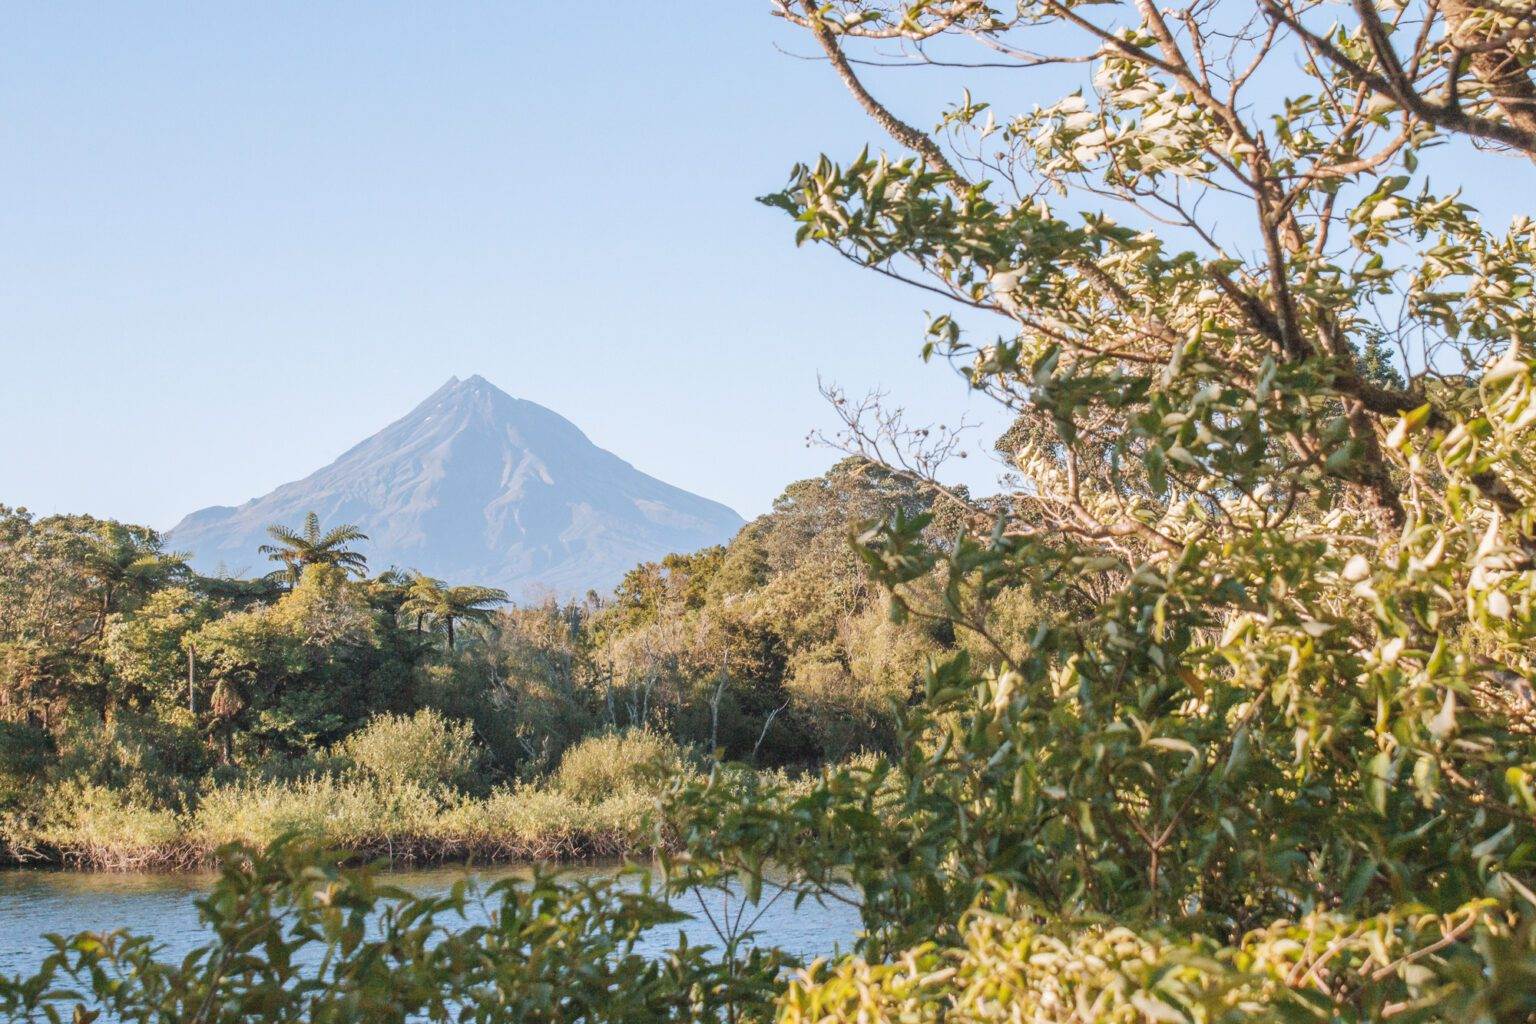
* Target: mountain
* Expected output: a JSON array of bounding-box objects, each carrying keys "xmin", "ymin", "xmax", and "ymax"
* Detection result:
[{"xmin": 167, "ymin": 375, "xmax": 745, "ymax": 597}]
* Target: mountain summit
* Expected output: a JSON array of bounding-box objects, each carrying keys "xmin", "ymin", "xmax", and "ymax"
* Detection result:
[{"xmin": 168, "ymin": 376, "xmax": 745, "ymax": 597}]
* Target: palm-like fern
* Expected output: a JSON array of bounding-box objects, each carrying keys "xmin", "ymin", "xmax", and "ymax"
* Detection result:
[
  {"xmin": 400, "ymin": 573, "xmax": 508, "ymax": 650},
  {"xmin": 258, "ymin": 512, "xmax": 369, "ymax": 584},
  {"xmin": 82, "ymin": 523, "xmax": 185, "ymax": 634}
]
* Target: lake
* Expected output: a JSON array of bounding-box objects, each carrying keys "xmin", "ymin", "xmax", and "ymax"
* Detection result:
[{"xmin": 0, "ymin": 863, "xmax": 864, "ymax": 982}]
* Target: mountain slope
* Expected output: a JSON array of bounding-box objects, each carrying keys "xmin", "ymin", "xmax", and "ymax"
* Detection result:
[{"xmin": 168, "ymin": 376, "xmax": 744, "ymax": 597}]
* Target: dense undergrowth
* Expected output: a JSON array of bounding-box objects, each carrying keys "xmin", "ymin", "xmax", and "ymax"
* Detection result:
[
  {"xmin": 2, "ymin": 720, "xmax": 687, "ymax": 871},
  {"xmin": 2, "ymin": 459, "xmax": 969, "ymax": 872}
]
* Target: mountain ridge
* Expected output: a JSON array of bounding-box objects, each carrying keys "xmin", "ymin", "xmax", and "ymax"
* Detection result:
[{"xmin": 167, "ymin": 375, "xmax": 744, "ymax": 597}]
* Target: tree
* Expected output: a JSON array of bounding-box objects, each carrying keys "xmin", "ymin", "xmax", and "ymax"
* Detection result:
[
  {"xmin": 102, "ymin": 586, "xmax": 212, "ymax": 714},
  {"xmin": 189, "ymin": 564, "xmax": 385, "ymax": 762},
  {"xmin": 0, "ymin": 511, "xmax": 176, "ymax": 724},
  {"xmin": 400, "ymin": 574, "xmax": 508, "ymax": 651},
  {"xmin": 436, "ymin": 585, "xmax": 509, "ymax": 652},
  {"xmin": 257, "ymin": 512, "xmax": 368, "ymax": 584},
  {"xmin": 80, "ymin": 522, "xmax": 183, "ymax": 637},
  {"xmin": 1265, "ymin": 0, "xmax": 1536, "ymax": 157},
  {"xmin": 668, "ymin": 2, "xmax": 1536, "ymax": 1018}
]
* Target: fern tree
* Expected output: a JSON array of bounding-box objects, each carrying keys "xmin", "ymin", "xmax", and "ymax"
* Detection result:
[
  {"xmin": 401, "ymin": 573, "xmax": 508, "ymax": 651},
  {"xmin": 80, "ymin": 522, "xmax": 184, "ymax": 637},
  {"xmin": 258, "ymin": 512, "xmax": 368, "ymax": 585}
]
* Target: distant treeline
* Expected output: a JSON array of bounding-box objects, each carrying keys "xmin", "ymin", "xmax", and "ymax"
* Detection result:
[{"xmin": 0, "ymin": 457, "xmax": 1019, "ymax": 869}]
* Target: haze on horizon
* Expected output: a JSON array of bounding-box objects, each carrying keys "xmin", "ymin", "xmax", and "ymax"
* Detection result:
[{"xmin": 0, "ymin": 3, "xmax": 1009, "ymax": 531}]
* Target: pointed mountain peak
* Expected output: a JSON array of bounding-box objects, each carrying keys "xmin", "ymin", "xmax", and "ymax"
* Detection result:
[
  {"xmin": 168, "ymin": 376, "xmax": 745, "ymax": 597},
  {"xmin": 419, "ymin": 375, "xmax": 464, "ymax": 403},
  {"xmin": 427, "ymin": 373, "xmax": 506, "ymax": 405},
  {"xmin": 412, "ymin": 374, "xmax": 513, "ymax": 419}
]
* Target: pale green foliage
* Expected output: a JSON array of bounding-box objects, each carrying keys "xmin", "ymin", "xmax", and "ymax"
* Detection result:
[
  {"xmin": 103, "ymin": 586, "xmax": 212, "ymax": 709},
  {"xmin": 0, "ymin": 508, "xmax": 182, "ymax": 718},
  {"xmin": 31, "ymin": 780, "xmax": 182, "ymax": 871},
  {"xmin": 188, "ymin": 564, "xmax": 382, "ymax": 756},
  {"xmin": 193, "ymin": 775, "xmax": 444, "ymax": 850},
  {"xmin": 780, "ymin": 902, "xmax": 1510, "ymax": 1023},
  {"xmin": 470, "ymin": 602, "xmax": 596, "ymax": 774},
  {"xmin": 46, "ymin": 712, "xmax": 204, "ymax": 805},
  {"xmin": 190, "ymin": 565, "xmax": 375, "ymax": 683},
  {"xmin": 785, "ymin": 603, "xmax": 940, "ymax": 756},
  {"xmin": 19, "ymin": 764, "xmax": 669, "ymax": 870},
  {"xmin": 336, "ymin": 708, "xmax": 479, "ymax": 791},
  {"xmin": 595, "ymin": 458, "xmax": 962, "ymax": 761},
  {"xmin": 668, "ymin": 0, "xmax": 1536, "ymax": 1017},
  {"xmin": 435, "ymin": 784, "xmax": 658, "ymax": 859},
  {"xmin": 553, "ymin": 728, "xmax": 687, "ymax": 804}
]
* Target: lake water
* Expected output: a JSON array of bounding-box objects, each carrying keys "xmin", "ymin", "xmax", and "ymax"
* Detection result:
[{"xmin": 0, "ymin": 863, "xmax": 864, "ymax": 982}]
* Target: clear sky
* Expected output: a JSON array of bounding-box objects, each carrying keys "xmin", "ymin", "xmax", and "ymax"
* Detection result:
[
  {"xmin": 4, "ymin": 6, "xmax": 1525, "ymax": 530},
  {"xmin": 1, "ymin": 3, "xmax": 1013, "ymax": 529}
]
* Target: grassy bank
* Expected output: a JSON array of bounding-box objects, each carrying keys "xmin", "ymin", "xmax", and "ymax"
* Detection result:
[{"xmin": 1, "ymin": 722, "xmax": 687, "ymax": 872}]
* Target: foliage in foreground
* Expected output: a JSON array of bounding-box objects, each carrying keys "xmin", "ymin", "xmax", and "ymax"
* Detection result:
[
  {"xmin": 9, "ymin": 0, "xmax": 1536, "ymax": 1018},
  {"xmin": 685, "ymin": 0, "xmax": 1536, "ymax": 1017},
  {"xmin": 0, "ymin": 838, "xmax": 791, "ymax": 1024}
]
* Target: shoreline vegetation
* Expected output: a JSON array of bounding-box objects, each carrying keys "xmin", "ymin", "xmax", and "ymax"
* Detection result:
[
  {"xmin": 3, "ymin": 461, "xmax": 957, "ymax": 875},
  {"xmin": 8, "ymin": 0, "xmax": 1536, "ymax": 1011},
  {"xmin": 2, "ymin": 721, "xmax": 698, "ymax": 873}
]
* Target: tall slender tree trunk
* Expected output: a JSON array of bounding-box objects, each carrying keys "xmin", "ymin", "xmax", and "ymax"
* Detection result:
[
  {"xmin": 94, "ymin": 585, "xmax": 113, "ymax": 637},
  {"xmin": 446, "ymin": 617, "xmax": 456, "ymax": 651}
]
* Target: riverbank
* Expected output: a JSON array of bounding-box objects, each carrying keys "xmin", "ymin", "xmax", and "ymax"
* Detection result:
[
  {"xmin": 1, "ymin": 774, "xmax": 669, "ymax": 873},
  {"xmin": 0, "ymin": 720, "xmax": 716, "ymax": 873}
]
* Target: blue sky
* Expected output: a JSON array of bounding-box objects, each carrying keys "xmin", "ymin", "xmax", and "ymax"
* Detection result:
[
  {"xmin": 4, "ymin": 5, "xmax": 1525, "ymax": 530},
  {"xmin": 0, "ymin": 3, "xmax": 1011, "ymax": 529}
]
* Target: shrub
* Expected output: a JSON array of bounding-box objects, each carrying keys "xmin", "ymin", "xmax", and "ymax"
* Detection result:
[
  {"xmin": 552, "ymin": 729, "xmax": 686, "ymax": 804},
  {"xmin": 32, "ymin": 780, "xmax": 183, "ymax": 870},
  {"xmin": 434, "ymin": 785, "xmax": 586, "ymax": 859},
  {"xmin": 0, "ymin": 838, "xmax": 789, "ymax": 1023},
  {"xmin": 49, "ymin": 711, "xmax": 205, "ymax": 805},
  {"xmin": 192, "ymin": 775, "xmax": 442, "ymax": 852},
  {"xmin": 335, "ymin": 708, "xmax": 479, "ymax": 791}
]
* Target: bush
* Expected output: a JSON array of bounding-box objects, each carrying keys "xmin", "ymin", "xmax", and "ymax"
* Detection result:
[
  {"xmin": 0, "ymin": 838, "xmax": 788, "ymax": 1023},
  {"xmin": 193, "ymin": 775, "xmax": 442, "ymax": 852},
  {"xmin": 0, "ymin": 720, "xmax": 50, "ymax": 806},
  {"xmin": 32, "ymin": 780, "xmax": 183, "ymax": 870},
  {"xmin": 50, "ymin": 711, "xmax": 206, "ymax": 804},
  {"xmin": 335, "ymin": 709, "xmax": 479, "ymax": 791},
  {"xmin": 552, "ymin": 729, "xmax": 686, "ymax": 804},
  {"xmin": 435, "ymin": 785, "xmax": 589, "ymax": 859}
]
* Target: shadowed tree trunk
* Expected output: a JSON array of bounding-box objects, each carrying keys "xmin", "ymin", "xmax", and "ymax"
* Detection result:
[{"xmin": 1440, "ymin": 0, "xmax": 1536, "ymax": 148}]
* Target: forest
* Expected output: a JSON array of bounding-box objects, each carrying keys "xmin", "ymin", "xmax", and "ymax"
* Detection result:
[
  {"xmin": 0, "ymin": 458, "xmax": 993, "ymax": 870},
  {"xmin": 6, "ymin": 0, "xmax": 1536, "ymax": 1019}
]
